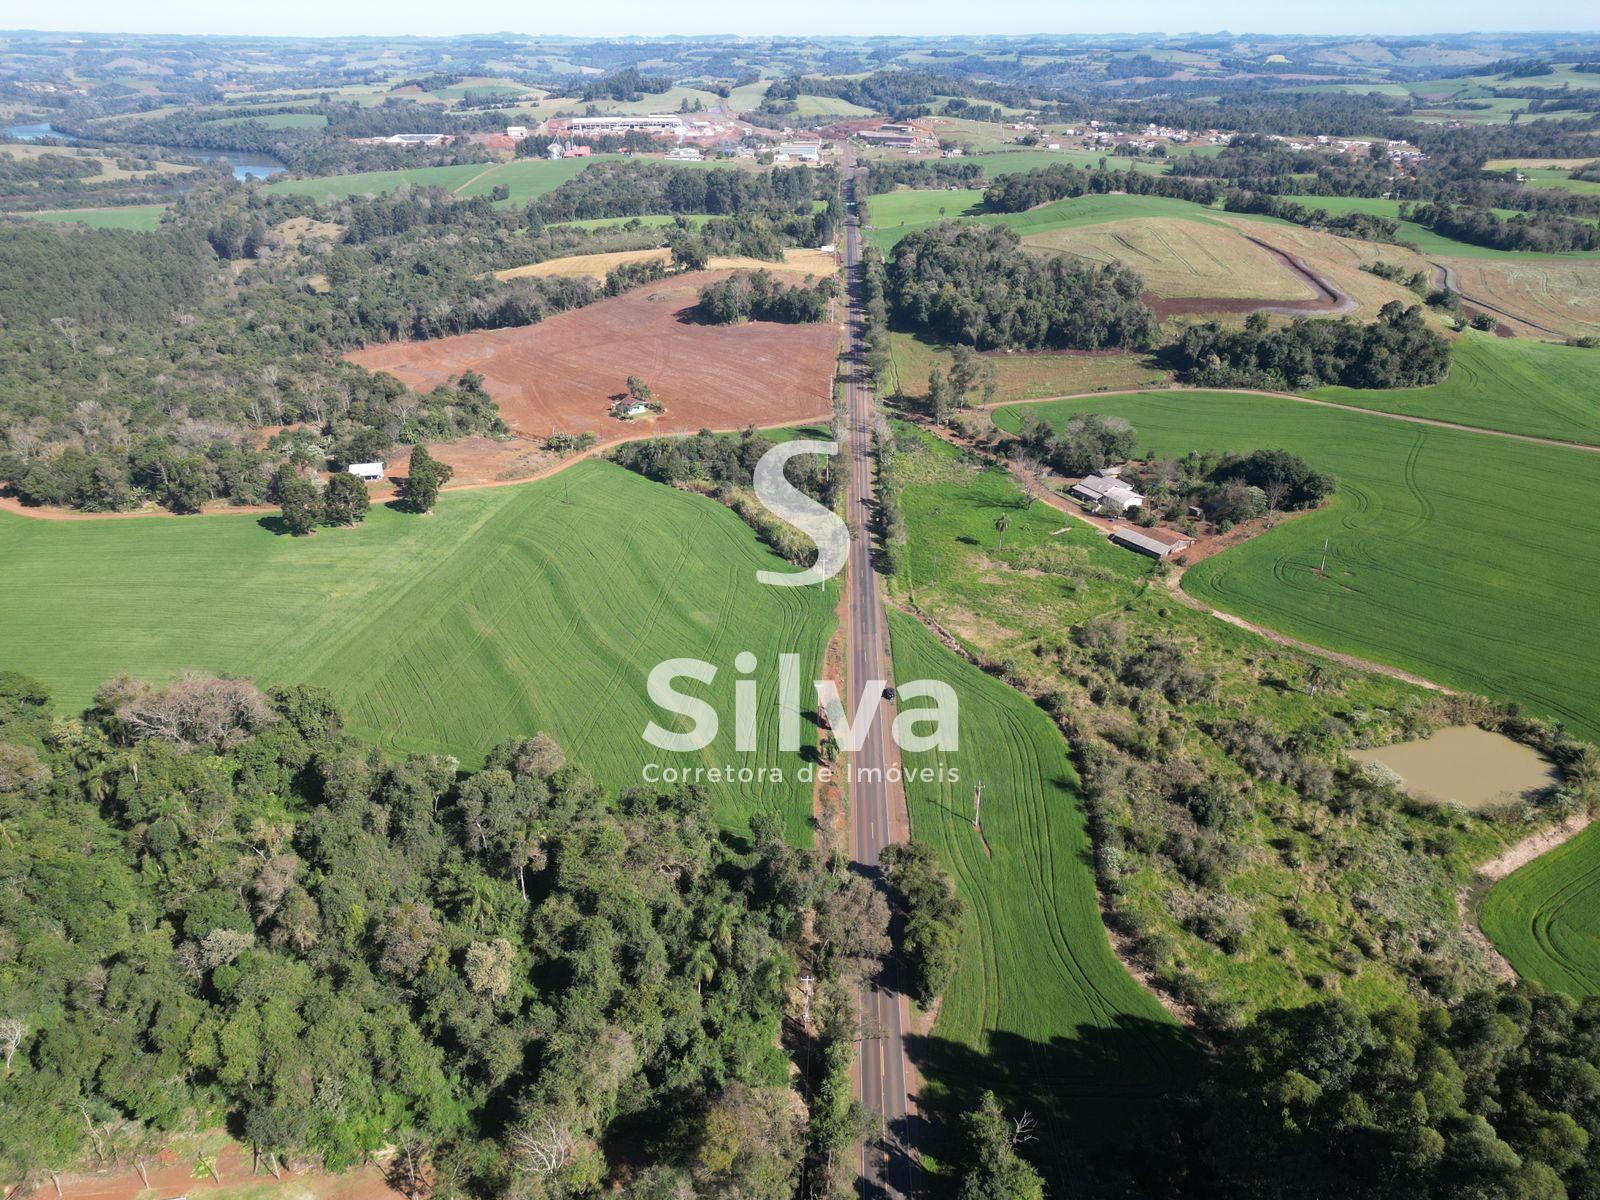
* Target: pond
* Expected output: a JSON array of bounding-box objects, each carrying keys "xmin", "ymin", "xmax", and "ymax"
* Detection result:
[{"xmin": 1352, "ymin": 725, "xmax": 1560, "ymax": 810}]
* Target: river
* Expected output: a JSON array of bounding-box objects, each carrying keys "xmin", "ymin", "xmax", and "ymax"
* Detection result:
[{"xmin": 5, "ymin": 121, "xmax": 286, "ymax": 181}]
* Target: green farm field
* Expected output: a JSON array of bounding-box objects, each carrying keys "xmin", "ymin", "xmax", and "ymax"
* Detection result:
[
  {"xmin": 888, "ymin": 611, "xmax": 1197, "ymax": 1148},
  {"xmin": 265, "ymin": 157, "xmax": 617, "ymax": 203},
  {"xmin": 0, "ymin": 461, "xmax": 834, "ymax": 836},
  {"xmin": 864, "ymin": 190, "xmax": 1251, "ymax": 253},
  {"xmin": 993, "ymin": 392, "xmax": 1600, "ymax": 741},
  {"xmin": 1279, "ymin": 194, "xmax": 1600, "ymax": 259},
  {"xmin": 207, "ymin": 111, "xmax": 329, "ymax": 131},
  {"xmin": 266, "ymin": 161, "xmax": 497, "ymax": 199},
  {"xmin": 11, "ymin": 204, "xmax": 167, "ymax": 231},
  {"xmin": 1310, "ymin": 332, "xmax": 1600, "ymax": 445},
  {"xmin": 1513, "ymin": 167, "xmax": 1600, "ymax": 197},
  {"xmin": 1481, "ymin": 822, "xmax": 1600, "ymax": 996}
]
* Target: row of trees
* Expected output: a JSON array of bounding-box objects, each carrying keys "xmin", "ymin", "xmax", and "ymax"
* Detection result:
[
  {"xmin": 980, "ymin": 162, "xmax": 1219, "ymax": 213},
  {"xmin": 1222, "ymin": 189, "xmax": 1402, "ymax": 242},
  {"xmin": 533, "ymin": 160, "xmax": 833, "ymax": 224},
  {"xmin": 1406, "ymin": 201, "xmax": 1600, "ymax": 253},
  {"xmin": 879, "ymin": 842, "xmax": 964, "ymax": 1008}
]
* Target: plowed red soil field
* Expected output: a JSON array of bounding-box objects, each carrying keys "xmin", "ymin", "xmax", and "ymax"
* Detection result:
[{"xmin": 348, "ymin": 271, "xmax": 842, "ymax": 442}]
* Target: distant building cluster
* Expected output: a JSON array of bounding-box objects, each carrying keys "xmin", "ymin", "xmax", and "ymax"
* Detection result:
[
  {"xmin": 855, "ymin": 121, "xmax": 936, "ymax": 150},
  {"xmin": 352, "ymin": 132, "xmax": 454, "ymax": 147}
]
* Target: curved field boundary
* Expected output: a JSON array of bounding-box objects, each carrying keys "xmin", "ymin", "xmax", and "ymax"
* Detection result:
[
  {"xmin": 1146, "ymin": 234, "xmax": 1357, "ymax": 320},
  {"xmin": 979, "ymin": 385, "xmax": 1600, "ymax": 453},
  {"xmin": 0, "ymin": 460, "xmax": 837, "ymax": 838},
  {"xmin": 885, "ymin": 609, "xmax": 1198, "ymax": 1149},
  {"xmin": 1432, "ymin": 262, "xmax": 1568, "ymax": 338},
  {"xmin": 990, "ymin": 390, "xmax": 1600, "ymax": 742},
  {"xmin": 1481, "ymin": 820, "xmax": 1600, "ymax": 996}
]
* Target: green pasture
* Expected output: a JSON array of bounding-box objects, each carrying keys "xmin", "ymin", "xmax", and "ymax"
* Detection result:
[
  {"xmin": 864, "ymin": 189, "xmax": 1242, "ymax": 253},
  {"xmin": 266, "ymin": 162, "xmax": 499, "ymax": 200},
  {"xmin": 206, "ymin": 112, "xmax": 329, "ymax": 131},
  {"xmin": 454, "ymin": 155, "xmax": 620, "ymax": 206},
  {"xmin": 11, "ymin": 204, "xmax": 167, "ymax": 231},
  {"xmin": 0, "ymin": 461, "xmax": 835, "ymax": 837},
  {"xmin": 1511, "ymin": 167, "xmax": 1600, "ymax": 197},
  {"xmin": 993, "ymin": 391, "xmax": 1600, "ymax": 741},
  {"xmin": 1310, "ymin": 332, "xmax": 1600, "ymax": 445}
]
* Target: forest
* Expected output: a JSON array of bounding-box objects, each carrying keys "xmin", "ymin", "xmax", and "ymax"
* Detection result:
[
  {"xmin": 696, "ymin": 270, "xmax": 837, "ymax": 325},
  {"xmin": 0, "ymin": 668, "xmax": 893, "ymax": 1199},
  {"xmin": 7, "ymin": 659, "xmax": 1600, "ymax": 1200},
  {"xmin": 886, "ymin": 222, "xmax": 1157, "ymax": 351},
  {"xmin": 0, "ymin": 162, "xmax": 834, "ymax": 513}
]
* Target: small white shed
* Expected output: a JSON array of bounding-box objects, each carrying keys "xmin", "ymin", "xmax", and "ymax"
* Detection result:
[{"xmin": 348, "ymin": 462, "xmax": 385, "ymax": 482}]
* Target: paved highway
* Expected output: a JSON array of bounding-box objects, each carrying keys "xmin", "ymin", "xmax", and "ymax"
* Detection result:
[{"xmin": 839, "ymin": 144, "xmax": 916, "ymax": 1200}]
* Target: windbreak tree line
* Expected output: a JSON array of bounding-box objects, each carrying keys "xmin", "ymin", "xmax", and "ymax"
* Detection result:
[{"xmin": 980, "ymin": 162, "xmax": 1220, "ymax": 213}]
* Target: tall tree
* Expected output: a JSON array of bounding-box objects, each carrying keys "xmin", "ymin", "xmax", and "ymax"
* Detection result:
[
  {"xmin": 402, "ymin": 445, "xmax": 453, "ymax": 514},
  {"xmin": 321, "ymin": 472, "xmax": 370, "ymax": 526},
  {"xmin": 276, "ymin": 472, "xmax": 321, "ymax": 536}
]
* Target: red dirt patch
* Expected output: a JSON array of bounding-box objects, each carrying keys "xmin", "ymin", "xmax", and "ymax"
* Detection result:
[{"xmin": 347, "ymin": 272, "xmax": 842, "ymax": 442}]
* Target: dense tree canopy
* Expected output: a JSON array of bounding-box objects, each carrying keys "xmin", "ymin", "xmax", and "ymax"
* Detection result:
[
  {"xmin": 1168, "ymin": 305, "xmax": 1451, "ymax": 391},
  {"xmin": 697, "ymin": 270, "xmax": 836, "ymax": 324},
  {"xmin": 0, "ymin": 669, "xmax": 883, "ymax": 1197},
  {"xmin": 887, "ymin": 222, "xmax": 1157, "ymax": 351}
]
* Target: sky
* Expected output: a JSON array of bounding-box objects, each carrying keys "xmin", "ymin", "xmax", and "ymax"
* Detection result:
[{"xmin": 3, "ymin": 0, "xmax": 1596, "ymax": 39}]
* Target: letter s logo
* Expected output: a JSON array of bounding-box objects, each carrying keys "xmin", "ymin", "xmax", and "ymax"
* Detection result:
[{"xmin": 751, "ymin": 440, "xmax": 849, "ymax": 587}]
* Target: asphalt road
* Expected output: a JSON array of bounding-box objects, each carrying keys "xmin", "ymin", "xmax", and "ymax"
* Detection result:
[{"xmin": 840, "ymin": 146, "xmax": 916, "ymax": 1200}]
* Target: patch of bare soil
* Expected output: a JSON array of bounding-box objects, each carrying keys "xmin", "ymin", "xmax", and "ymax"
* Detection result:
[
  {"xmin": 16, "ymin": 1140, "xmax": 406, "ymax": 1200},
  {"xmin": 348, "ymin": 272, "xmax": 840, "ymax": 443}
]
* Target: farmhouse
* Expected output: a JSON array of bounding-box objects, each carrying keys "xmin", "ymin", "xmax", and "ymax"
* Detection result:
[
  {"xmin": 665, "ymin": 146, "xmax": 703, "ymax": 161},
  {"xmin": 1069, "ymin": 473, "xmax": 1144, "ymax": 514},
  {"xmin": 347, "ymin": 461, "xmax": 385, "ymax": 482},
  {"xmin": 1109, "ymin": 526, "xmax": 1193, "ymax": 560}
]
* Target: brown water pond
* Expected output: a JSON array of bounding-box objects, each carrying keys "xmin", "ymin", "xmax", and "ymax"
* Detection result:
[{"xmin": 1352, "ymin": 725, "xmax": 1560, "ymax": 810}]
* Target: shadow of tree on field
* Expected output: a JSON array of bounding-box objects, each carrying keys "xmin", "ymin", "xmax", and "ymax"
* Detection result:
[{"xmin": 903, "ymin": 1018, "xmax": 1204, "ymax": 1196}]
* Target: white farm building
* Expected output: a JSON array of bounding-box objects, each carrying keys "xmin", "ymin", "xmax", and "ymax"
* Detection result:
[{"xmin": 1069, "ymin": 474, "xmax": 1144, "ymax": 514}]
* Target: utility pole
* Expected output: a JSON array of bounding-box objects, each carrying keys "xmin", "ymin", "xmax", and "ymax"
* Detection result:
[
  {"xmin": 973, "ymin": 778, "xmax": 985, "ymax": 829},
  {"xmin": 799, "ymin": 974, "xmax": 815, "ymax": 1033},
  {"xmin": 1319, "ymin": 538, "xmax": 1329, "ymax": 575}
]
